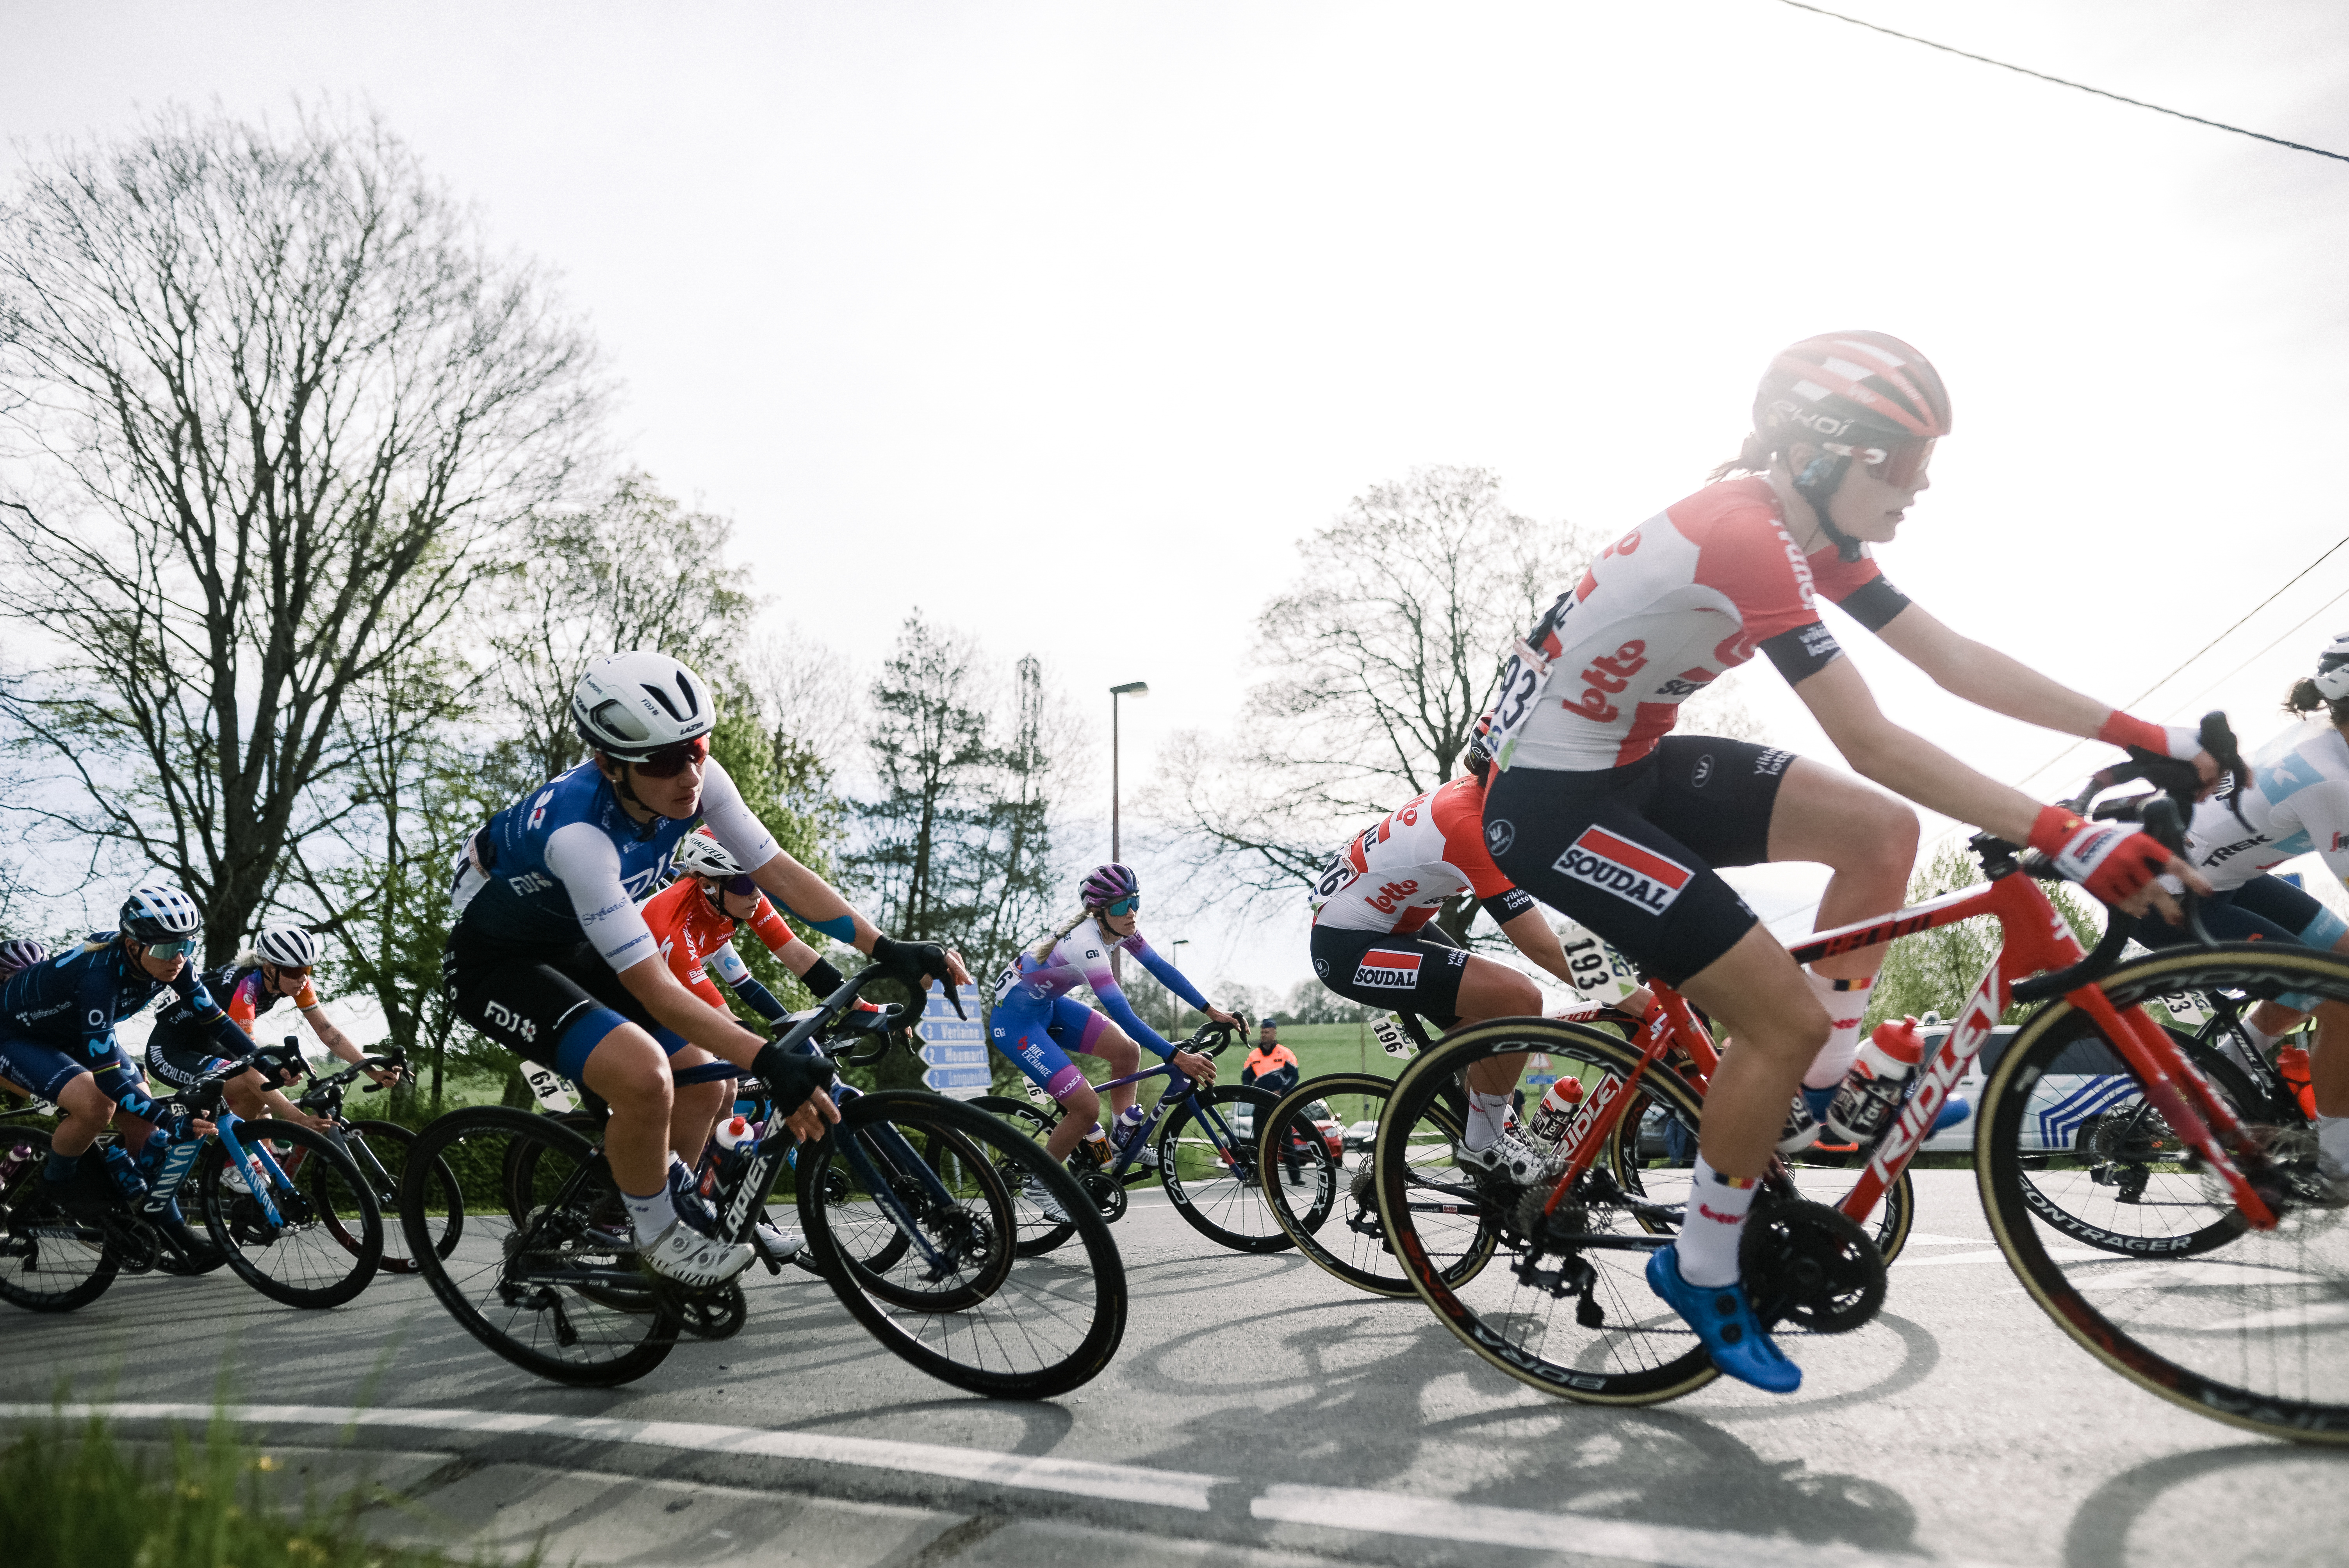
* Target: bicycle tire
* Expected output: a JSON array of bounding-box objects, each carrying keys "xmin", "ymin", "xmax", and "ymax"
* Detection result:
[
  {"xmin": 1158, "ymin": 1084, "xmax": 1291, "ymax": 1254},
  {"xmin": 1379, "ymin": 1018, "xmax": 1720, "ymax": 1405},
  {"xmin": 401, "ymin": 1105, "xmax": 677, "ymax": 1387},
  {"xmin": 1978, "ymin": 944, "xmax": 2349, "ymax": 1444},
  {"xmin": 798, "ymin": 1090, "xmax": 1126, "ymax": 1399},
  {"xmin": 0, "ymin": 1126, "xmax": 118, "ymax": 1312},
  {"xmin": 342, "ymin": 1119, "xmax": 460, "ymax": 1275},
  {"xmin": 197, "ymin": 1120, "xmax": 381, "ymax": 1308},
  {"xmin": 968, "ymin": 1093, "xmax": 1079, "ymax": 1256}
]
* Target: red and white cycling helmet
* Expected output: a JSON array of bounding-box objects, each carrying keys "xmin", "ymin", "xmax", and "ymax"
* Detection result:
[
  {"xmin": 1463, "ymin": 713, "xmax": 1498, "ymax": 775},
  {"xmin": 1080, "ymin": 863, "xmax": 1140, "ymax": 910},
  {"xmin": 671, "ymin": 829, "xmax": 747, "ymax": 881},
  {"xmin": 1753, "ymin": 331, "xmax": 1953, "ymax": 559}
]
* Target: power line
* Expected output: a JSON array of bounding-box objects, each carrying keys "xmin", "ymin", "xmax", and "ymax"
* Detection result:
[{"xmin": 1772, "ymin": 0, "xmax": 2349, "ymax": 166}]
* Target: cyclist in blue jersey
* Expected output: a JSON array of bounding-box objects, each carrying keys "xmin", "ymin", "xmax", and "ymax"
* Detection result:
[
  {"xmin": 0, "ymin": 882, "xmax": 255, "ymax": 1222},
  {"xmin": 989, "ymin": 864, "xmax": 1237, "ymax": 1219},
  {"xmin": 444, "ymin": 650, "xmax": 967, "ymax": 1289},
  {"xmin": 146, "ymin": 925, "xmax": 394, "ymax": 1128}
]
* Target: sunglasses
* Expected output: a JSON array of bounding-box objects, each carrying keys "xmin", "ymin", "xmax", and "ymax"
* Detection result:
[
  {"xmin": 1822, "ymin": 438, "xmax": 1934, "ymax": 488},
  {"xmin": 267, "ymin": 964, "xmax": 313, "ymax": 982},
  {"xmin": 718, "ymin": 874, "xmax": 757, "ymax": 898},
  {"xmin": 143, "ymin": 937, "xmax": 198, "ymax": 960},
  {"xmin": 1103, "ymin": 895, "xmax": 1141, "ymax": 917},
  {"xmin": 633, "ymin": 736, "xmax": 709, "ymax": 779}
]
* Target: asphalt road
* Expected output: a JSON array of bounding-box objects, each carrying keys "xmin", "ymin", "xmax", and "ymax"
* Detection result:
[{"xmin": 4, "ymin": 1170, "xmax": 2345, "ymax": 1568}]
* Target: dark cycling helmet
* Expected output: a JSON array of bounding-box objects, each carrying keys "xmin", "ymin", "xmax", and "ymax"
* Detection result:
[
  {"xmin": 1463, "ymin": 712, "xmax": 1498, "ymax": 777},
  {"xmin": 1080, "ymin": 863, "xmax": 1140, "ymax": 909},
  {"xmin": 572, "ymin": 651, "xmax": 715, "ymax": 761},
  {"xmin": 1756, "ymin": 331, "xmax": 1953, "ymax": 563},
  {"xmin": 120, "ymin": 881, "xmax": 201, "ymax": 943},
  {"xmin": 254, "ymin": 925, "xmax": 321, "ymax": 969},
  {"xmin": 0, "ymin": 937, "xmax": 48, "ymax": 977}
]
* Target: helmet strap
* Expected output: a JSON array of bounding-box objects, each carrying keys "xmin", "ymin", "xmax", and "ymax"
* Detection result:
[
  {"xmin": 1792, "ymin": 453, "xmax": 1865, "ymax": 563},
  {"xmin": 600, "ymin": 755, "xmax": 663, "ymax": 838}
]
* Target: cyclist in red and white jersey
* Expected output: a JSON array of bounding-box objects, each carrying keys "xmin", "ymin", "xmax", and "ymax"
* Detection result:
[
  {"xmin": 1479, "ymin": 331, "xmax": 2214, "ymax": 1393},
  {"xmin": 1310, "ymin": 722, "xmax": 1619, "ymax": 1179}
]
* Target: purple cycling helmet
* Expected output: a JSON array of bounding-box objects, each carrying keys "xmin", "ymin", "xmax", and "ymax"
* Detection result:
[
  {"xmin": 0, "ymin": 937, "xmax": 47, "ymax": 977},
  {"xmin": 1079, "ymin": 863, "xmax": 1140, "ymax": 910}
]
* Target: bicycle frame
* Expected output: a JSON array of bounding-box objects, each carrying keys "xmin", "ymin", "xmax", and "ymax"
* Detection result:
[
  {"xmin": 1539, "ymin": 860, "xmax": 2279, "ymax": 1235},
  {"xmin": 1071, "ymin": 1055, "xmax": 1244, "ymax": 1184}
]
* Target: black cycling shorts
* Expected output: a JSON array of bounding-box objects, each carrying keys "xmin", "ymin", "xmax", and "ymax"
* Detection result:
[
  {"xmin": 1310, "ymin": 923, "xmax": 1472, "ymax": 1029},
  {"xmin": 441, "ymin": 933, "xmax": 686, "ymax": 1085},
  {"xmin": 1482, "ymin": 735, "xmax": 1796, "ymax": 988}
]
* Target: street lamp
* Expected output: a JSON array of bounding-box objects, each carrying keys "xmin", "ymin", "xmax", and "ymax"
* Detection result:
[
  {"xmin": 1170, "ymin": 937, "xmax": 1189, "ymax": 1026},
  {"xmin": 1110, "ymin": 680, "xmax": 1148, "ymax": 987}
]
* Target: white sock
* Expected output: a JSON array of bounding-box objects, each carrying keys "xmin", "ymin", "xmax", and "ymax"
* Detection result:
[
  {"xmin": 1678, "ymin": 1157, "xmax": 1759, "ymax": 1287},
  {"xmin": 622, "ymin": 1186, "xmax": 677, "ymax": 1242},
  {"xmin": 2319, "ymin": 1115, "xmax": 2349, "ymax": 1176},
  {"xmin": 1464, "ymin": 1090, "xmax": 1513, "ymax": 1152},
  {"xmin": 1802, "ymin": 970, "xmax": 1873, "ymax": 1090}
]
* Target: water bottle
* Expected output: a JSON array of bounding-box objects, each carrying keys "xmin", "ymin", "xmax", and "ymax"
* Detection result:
[
  {"xmin": 97, "ymin": 1143, "xmax": 148, "ymax": 1203},
  {"xmin": 1109, "ymin": 1105, "xmax": 1146, "ymax": 1150},
  {"xmin": 704, "ymin": 1115, "xmax": 753, "ymax": 1194},
  {"xmin": 0, "ymin": 1140, "xmax": 36, "ymax": 1192},
  {"xmin": 1527, "ymin": 1077, "xmax": 1587, "ymax": 1143},
  {"xmin": 1080, "ymin": 1124, "xmax": 1112, "ymax": 1168},
  {"xmin": 1825, "ymin": 1017, "xmax": 1927, "ymax": 1144},
  {"xmin": 2278, "ymin": 1045, "xmax": 2318, "ymax": 1120}
]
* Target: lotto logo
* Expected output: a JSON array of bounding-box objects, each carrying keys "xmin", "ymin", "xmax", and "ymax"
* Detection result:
[
  {"xmin": 1554, "ymin": 828, "xmax": 1691, "ymax": 914},
  {"xmin": 1354, "ymin": 948, "xmax": 1423, "ymax": 988}
]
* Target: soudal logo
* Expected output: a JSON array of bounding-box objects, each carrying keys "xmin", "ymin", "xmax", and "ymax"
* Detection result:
[
  {"xmin": 1564, "ymin": 641, "xmax": 1648, "ymax": 724},
  {"xmin": 1553, "ymin": 828, "xmax": 1692, "ymax": 914},
  {"xmin": 1366, "ymin": 879, "xmax": 1422, "ymax": 914},
  {"xmin": 1354, "ymin": 948, "xmax": 1423, "ymax": 988}
]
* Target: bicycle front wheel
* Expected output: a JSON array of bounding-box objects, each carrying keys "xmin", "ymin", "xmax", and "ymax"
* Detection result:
[
  {"xmin": 1159, "ymin": 1085, "xmax": 1292, "ymax": 1253},
  {"xmin": 0, "ymin": 1127, "xmax": 118, "ymax": 1313},
  {"xmin": 1980, "ymin": 945, "xmax": 2349, "ymax": 1444},
  {"xmin": 343, "ymin": 1119, "xmax": 460, "ymax": 1275},
  {"xmin": 400, "ymin": 1106, "xmax": 677, "ymax": 1388},
  {"xmin": 798, "ymin": 1090, "xmax": 1126, "ymax": 1399},
  {"xmin": 198, "ymin": 1121, "xmax": 381, "ymax": 1308}
]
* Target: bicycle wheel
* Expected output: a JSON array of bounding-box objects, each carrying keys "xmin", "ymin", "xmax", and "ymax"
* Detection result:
[
  {"xmin": 1980, "ymin": 945, "xmax": 2349, "ymax": 1443},
  {"xmin": 0, "ymin": 1127, "xmax": 118, "ymax": 1312},
  {"xmin": 1379, "ymin": 1018, "xmax": 1720, "ymax": 1405},
  {"xmin": 798, "ymin": 1090, "xmax": 1126, "ymax": 1399},
  {"xmin": 1606, "ymin": 1105, "xmax": 1918, "ymax": 1266},
  {"xmin": 1158, "ymin": 1085, "xmax": 1291, "ymax": 1254},
  {"xmin": 400, "ymin": 1105, "xmax": 677, "ymax": 1387},
  {"xmin": 196, "ymin": 1121, "xmax": 381, "ymax": 1308},
  {"xmin": 1258, "ymin": 1073, "xmax": 1485, "ymax": 1297},
  {"xmin": 340, "ymin": 1120, "xmax": 460, "ymax": 1275},
  {"xmin": 968, "ymin": 1093, "xmax": 1078, "ymax": 1256}
]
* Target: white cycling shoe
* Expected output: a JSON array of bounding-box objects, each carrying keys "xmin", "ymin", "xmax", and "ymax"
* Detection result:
[
  {"xmin": 1021, "ymin": 1173, "xmax": 1073, "ymax": 1224},
  {"xmin": 1111, "ymin": 1134, "xmax": 1157, "ymax": 1170},
  {"xmin": 754, "ymin": 1221, "xmax": 805, "ymax": 1261},
  {"xmin": 638, "ymin": 1219, "xmax": 755, "ymax": 1288},
  {"xmin": 1455, "ymin": 1128, "xmax": 1546, "ymax": 1184}
]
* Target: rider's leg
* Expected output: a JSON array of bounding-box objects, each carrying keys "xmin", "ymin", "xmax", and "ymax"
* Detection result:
[
  {"xmin": 1073, "ymin": 1009, "xmax": 1142, "ymax": 1119},
  {"xmin": 1046, "ymin": 1076, "xmax": 1102, "ymax": 1165},
  {"xmin": 576, "ymin": 1023, "xmax": 678, "ymax": 1224},
  {"xmin": 1764, "ymin": 760, "xmax": 1917, "ymax": 1087},
  {"xmin": 665, "ymin": 1044, "xmax": 730, "ymax": 1167},
  {"xmin": 1456, "ymin": 955, "xmax": 1542, "ymax": 1099},
  {"xmin": 48, "ymin": 1070, "xmax": 115, "ymax": 1158}
]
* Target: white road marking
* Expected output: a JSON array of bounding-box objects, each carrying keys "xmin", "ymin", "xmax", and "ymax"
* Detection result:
[
  {"xmin": 1894, "ymin": 1245, "xmax": 2106, "ymax": 1268},
  {"xmin": 1252, "ymin": 1483, "xmax": 2013, "ymax": 1568}
]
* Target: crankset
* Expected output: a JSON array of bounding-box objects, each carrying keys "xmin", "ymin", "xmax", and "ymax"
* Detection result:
[
  {"xmin": 1078, "ymin": 1167, "xmax": 1127, "ymax": 1222},
  {"xmin": 675, "ymin": 1280, "xmax": 749, "ymax": 1340},
  {"xmin": 1740, "ymin": 1195, "xmax": 1886, "ymax": 1335}
]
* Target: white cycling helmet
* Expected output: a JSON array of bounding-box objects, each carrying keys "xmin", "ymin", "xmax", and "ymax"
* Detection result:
[
  {"xmin": 670, "ymin": 830, "xmax": 746, "ymax": 881},
  {"xmin": 2312, "ymin": 633, "xmax": 2349, "ymax": 702},
  {"xmin": 119, "ymin": 881, "xmax": 202, "ymax": 943},
  {"xmin": 571, "ymin": 651, "xmax": 716, "ymax": 761},
  {"xmin": 255, "ymin": 925, "xmax": 321, "ymax": 969}
]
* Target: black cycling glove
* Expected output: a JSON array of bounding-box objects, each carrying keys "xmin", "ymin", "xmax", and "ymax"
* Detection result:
[
  {"xmin": 752, "ymin": 1041, "xmax": 832, "ymax": 1116},
  {"xmin": 868, "ymin": 933, "xmax": 961, "ymax": 1015}
]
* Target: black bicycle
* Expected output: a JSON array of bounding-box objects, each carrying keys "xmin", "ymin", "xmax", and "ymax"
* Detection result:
[{"xmin": 278, "ymin": 1042, "xmax": 460, "ymax": 1276}]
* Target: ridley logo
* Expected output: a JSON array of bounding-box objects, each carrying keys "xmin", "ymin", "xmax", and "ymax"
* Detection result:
[
  {"xmin": 1354, "ymin": 948, "xmax": 1424, "ymax": 988},
  {"xmin": 1553, "ymin": 828, "xmax": 1692, "ymax": 914}
]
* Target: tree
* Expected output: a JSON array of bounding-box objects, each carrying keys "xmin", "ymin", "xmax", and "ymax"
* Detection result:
[
  {"xmin": 0, "ymin": 103, "xmax": 600, "ymax": 959},
  {"xmin": 1866, "ymin": 840, "xmax": 2102, "ymax": 1028}
]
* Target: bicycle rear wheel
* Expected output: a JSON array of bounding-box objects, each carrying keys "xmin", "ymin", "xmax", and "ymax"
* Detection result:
[
  {"xmin": 400, "ymin": 1105, "xmax": 677, "ymax": 1387},
  {"xmin": 342, "ymin": 1119, "xmax": 460, "ymax": 1275},
  {"xmin": 1980, "ymin": 946, "xmax": 2349, "ymax": 1443},
  {"xmin": 1159, "ymin": 1085, "xmax": 1290, "ymax": 1253},
  {"xmin": 798, "ymin": 1090, "xmax": 1126, "ymax": 1399},
  {"xmin": 1379, "ymin": 1019, "xmax": 1719, "ymax": 1405},
  {"xmin": 197, "ymin": 1121, "xmax": 381, "ymax": 1308},
  {"xmin": 0, "ymin": 1127, "xmax": 118, "ymax": 1312}
]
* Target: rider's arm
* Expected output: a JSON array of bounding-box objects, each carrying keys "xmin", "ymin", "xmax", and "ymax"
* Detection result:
[
  {"xmin": 1128, "ymin": 939, "xmax": 1210, "ymax": 1012},
  {"xmin": 292, "ymin": 981, "xmax": 365, "ymax": 1067},
  {"xmin": 1081, "ymin": 947, "xmax": 1181, "ymax": 1061},
  {"xmin": 706, "ymin": 939, "xmax": 790, "ymax": 1024},
  {"xmin": 613, "ymin": 949, "xmax": 773, "ymax": 1067},
  {"xmin": 1791, "ymin": 655, "xmax": 2057, "ymax": 843},
  {"xmin": 1495, "ymin": 903, "xmax": 1583, "ymax": 990},
  {"xmin": 174, "ymin": 970, "xmax": 258, "ymax": 1060}
]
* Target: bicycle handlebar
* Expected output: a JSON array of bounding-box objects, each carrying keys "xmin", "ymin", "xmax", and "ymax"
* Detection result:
[{"xmin": 2009, "ymin": 774, "xmax": 2217, "ymax": 1003}]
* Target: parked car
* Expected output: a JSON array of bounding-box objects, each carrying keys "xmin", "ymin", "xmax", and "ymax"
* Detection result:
[
  {"xmin": 1228, "ymin": 1099, "xmax": 1345, "ymax": 1159},
  {"xmin": 1344, "ymin": 1119, "xmax": 1379, "ymax": 1152}
]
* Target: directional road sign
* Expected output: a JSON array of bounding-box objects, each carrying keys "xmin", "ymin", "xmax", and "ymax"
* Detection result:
[{"xmin": 920, "ymin": 980, "xmax": 990, "ymax": 1099}]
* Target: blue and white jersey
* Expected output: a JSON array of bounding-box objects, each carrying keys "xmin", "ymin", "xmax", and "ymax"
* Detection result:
[
  {"xmin": 450, "ymin": 757, "xmax": 778, "ymax": 971},
  {"xmin": 0, "ymin": 934, "xmax": 245, "ymax": 1060},
  {"xmin": 2182, "ymin": 718, "xmax": 2349, "ymax": 893}
]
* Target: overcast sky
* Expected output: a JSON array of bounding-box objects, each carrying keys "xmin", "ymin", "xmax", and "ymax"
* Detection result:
[{"xmin": 9, "ymin": 1, "xmax": 2349, "ymax": 998}]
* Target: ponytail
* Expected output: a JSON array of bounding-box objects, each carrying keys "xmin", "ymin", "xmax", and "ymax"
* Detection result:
[
  {"xmin": 1707, "ymin": 431, "xmax": 1777, "ymax": 484},
  {"xmin": 2285, "ymin": 678, "xmax": 2349, "ymax": 731},
  {"xmin": 1032, "ymin": 907, "xmax": 1094, "ymax": 963}
]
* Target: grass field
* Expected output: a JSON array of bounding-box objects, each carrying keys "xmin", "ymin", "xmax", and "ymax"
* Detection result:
[{"xmin": 1258, "ymin": 1022, "xmax": 1407, "ymax": 1083}]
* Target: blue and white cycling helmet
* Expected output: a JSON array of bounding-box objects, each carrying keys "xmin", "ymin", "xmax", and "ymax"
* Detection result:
[
  {"xmin": 0, "ymin": 937, "xmax": 48, "ymax": 977},
  {"xmin": 120, "ymin": 882, "xmax": 201, "ymax": 943},
  {"xmin": 2311, "ymin": 633, "xmax": 2349, "ymax": 702},
  {"xmin": 571, "ymin": 651, "xmax": 715, "ymax": 761},
  {"xmin": 1080, "ymin": 863, "xmax": 1139, "ymax": 910}
]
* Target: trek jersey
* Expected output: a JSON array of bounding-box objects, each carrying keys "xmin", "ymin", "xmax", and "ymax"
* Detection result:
[
  {"xmin": 640, "ymin": 875, "xmax": 796, "ymax": 1010},
  {"xmin": 2180, "ymin": 718, "xmax": 2349, "ymax": 893},
  {"xmin": 449, "ymin": 757, "xmax": 778, "ymax": 973},
  {"xmin": 993, "ymin": 927, "xmax": 1208, "ymax": 1062},
  {"xmin": 0, "ymin": 935, "xmax": 248, "ymax": 1061},
  {"xmin": 147, "ymin": 962, "xmax": 318, "ymax": 1048},
  {"xmin": 1311, "ymin": 775, "xmax": 1537, "ymax": 934},
  {"xmin": 1503, "ymin": 476, "xmax": 1913, "ymax": 772}
]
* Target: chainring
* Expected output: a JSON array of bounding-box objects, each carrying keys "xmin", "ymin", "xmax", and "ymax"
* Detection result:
[
  {"xmin": 1739, "ymin": 1195, "xmax": 1886, "ymax": 1335},
  {"xmin": 675, "ymin": 1280, "xmax": 749, "ymax": 1340},
  {"xmin": 1078, "ymin": 1167, "xmax": 1128, "ymax": 1222}
]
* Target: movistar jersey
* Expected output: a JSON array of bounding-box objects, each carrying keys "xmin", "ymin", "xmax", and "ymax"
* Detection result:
[
  {"xmin": 0, "ymin": 935, "xmax": 248, "ymax": 1060},
  {"xmin": 449, "ymin": 758, "xmax": 779, "ymax": 971}
]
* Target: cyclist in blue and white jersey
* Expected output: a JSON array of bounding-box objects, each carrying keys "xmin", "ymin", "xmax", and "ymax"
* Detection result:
[
  {"xmin": 2137, "ymin": 633, "xmax": 2349, "ymax": 1194},
  {"xmin": 0, "ymin": 883, "xmax": 253, "ymax": 1221},
  {"xmin": 443, "ymin": 650, "xmax": 967, "ymax": 1289},
  {"xmin": 989, "ymin": 864, "xmax": 1236, "ymax": 1218}
]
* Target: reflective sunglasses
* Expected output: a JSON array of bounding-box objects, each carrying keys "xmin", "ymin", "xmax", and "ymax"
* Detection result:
[
  {"xmin": 1103, "ymin": 895, "xmax": 1141, "ymax": 917},
  {"xmin": 633, "ymin": 735, "xmax": 709, "ymax": 779},
  {"xmin": 1822, "ymin": 438, "xmax": 1934, "ymax": 488},
  {"xmin": 142, "ymin": 936, "xmax": 198, "ymax": 960},
  {"xmin": 267, "ymin": 963, "xmax": 313, "ymax": 983},
  {"xmin": 719, "ymin": 874, "xmax": 757, "ymax": 898}
]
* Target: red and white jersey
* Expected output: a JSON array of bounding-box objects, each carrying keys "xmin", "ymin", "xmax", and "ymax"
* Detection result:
[
  {"xmin": 1504, "ymin": 477, "xmax": 1908, "ymax": 772},
  {"xmin": 1312, "ymin": 775, "xmax": 1535, "ymax": 934}
]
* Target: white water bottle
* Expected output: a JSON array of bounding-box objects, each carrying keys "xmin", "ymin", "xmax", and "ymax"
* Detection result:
[
  {"xmin": 1527, "ymin": 1077, "xmax": 1587, "ymax": 1143},
  {"xmin": 714, "ymin": 1114, "xmax": 751, "ymax": 1151},
  {"xmin": 1825, "ymin": 1017, "xmax": 1926, "ymax": 1144}
]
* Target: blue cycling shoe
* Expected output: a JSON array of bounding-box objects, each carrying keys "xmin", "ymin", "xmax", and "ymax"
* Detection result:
[
  {"xmin": 1932, "ymin": 1095, "xmax": 1971, "ymax": 1134},
  {"xmin": 1646, "ymin": 1244, "xmax": 1802, "ymax": 1394},
  {"xmin": 1800, "ymin": 1084, "xmax": 1837, "ymax": 1121}
]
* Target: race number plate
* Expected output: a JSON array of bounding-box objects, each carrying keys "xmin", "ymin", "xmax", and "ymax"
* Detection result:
[{"xmin": 1486, "ymin": 639, "xmax": 1555, "ymax": 773}]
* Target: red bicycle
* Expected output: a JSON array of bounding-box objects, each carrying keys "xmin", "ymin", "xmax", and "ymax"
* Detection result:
[{"xmin": 1374, "ymin": 784, "xmax": 2349, "ymax": 1443}]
